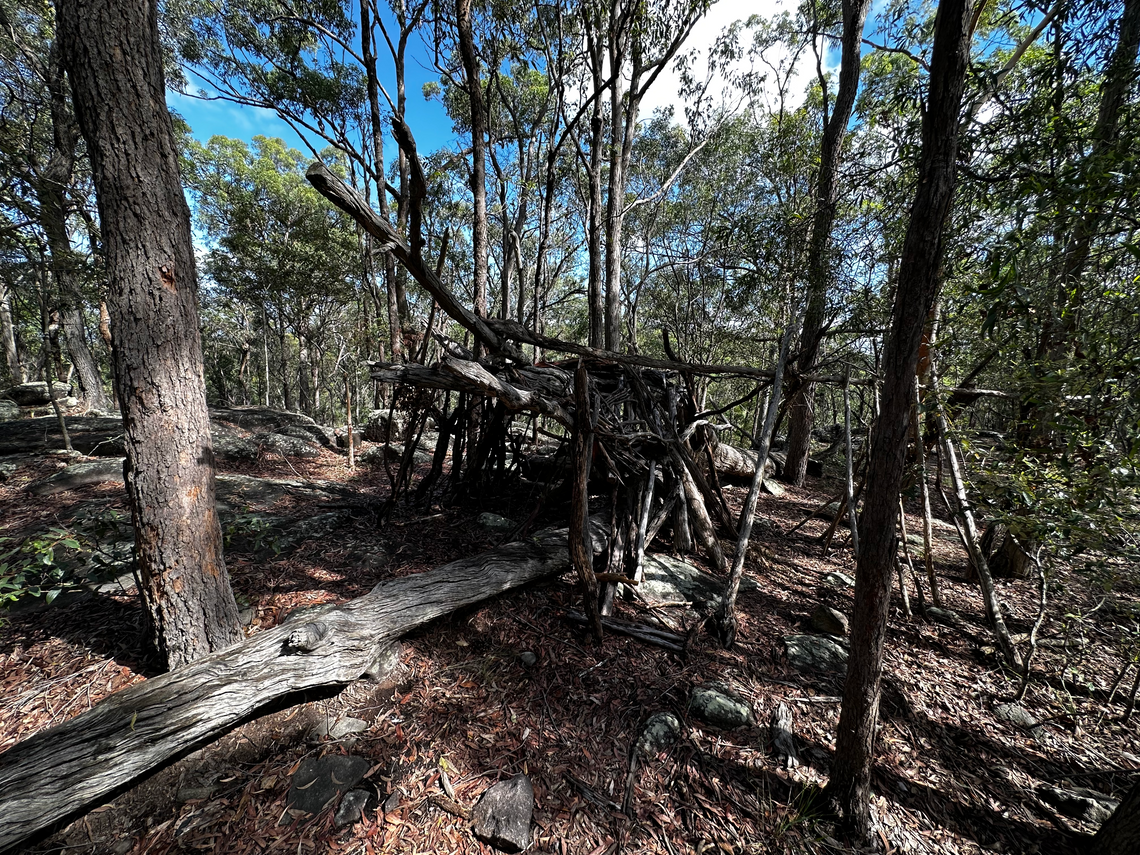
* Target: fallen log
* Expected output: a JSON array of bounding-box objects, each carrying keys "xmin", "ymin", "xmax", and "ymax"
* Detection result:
[{"xmin": 0, "ymin": 521, "xmax": 603, "ymax": 854}]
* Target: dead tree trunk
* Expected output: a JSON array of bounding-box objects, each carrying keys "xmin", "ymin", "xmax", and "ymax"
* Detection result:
[{"xmin": 0, "ymin": 522, "xmax": 598, "ymax": 854}]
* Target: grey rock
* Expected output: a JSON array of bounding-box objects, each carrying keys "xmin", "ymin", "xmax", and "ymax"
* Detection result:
[
  {"xmin": 334, "ymin": 789, "xmax": 377, "ymax": 828},
  {"xmin": 637, "ymin": 553, "xmax": 756, "ymax": 611},
  {"xmin": 1, "ymin": 381, "xmax": 72, "ymax": 406},
  {"xmin": 275, "ymin": 423, "xmax": 337, "ymax": 448},
  {"xmin": 365, "ymin": 643, "xmax": 403, "ymax": 683},
  {"xmin": 111, "ymin": 838, "xmax": 133, "ymax": 855},
  {"xmin": 210, "ymin": 424, "xmax": 262, "ymax": 460},
  {"xmin": 364, "ymin": 410, "xmax": 405, "ymax": 443},
  {"xmin": 478, "ymin": 512, "xmax": 515, "ymax": 531},
  {"xmin": 518, "ymin": 651, "xmax": 537, "ymax": 668},
  {"xmin": 1037, "ymin": 785, "xmax": 1118, "ymax": 824},
  {"xmin": 210, "ymin": 406, "xmax": 317, "ymax": 432},
  {"xmin": 810, "ymin": 604, "xmax": 849, "ymax": 636},
  {"xmin": 215, "ymin": 473, "xmax": 353, "ymax": 508},
  {"xmin": 287, "ymin": 755, "xmax": 370, "ymax": 814},
  {"xmin": 637, "ymin": 712, "xmax": 681, "ymax": 756},
  {"xmin": 383, "ymin": 790, "xmax": 402, "ymax": 813},
  {"xmin": 0, "ymin": 415, "xmax": 124, "ymax": 456},
  {"xmin": 784, "ymin": 634, "xmax": 849, "ymax": 674},
  {"xmin": 689, "ymin": 684, "xmax": 753, "ymax": 729},
  {"xmin": 0, "ymin": 399, "xmax": 19, "ymax": 421},
  {"xmin": 260, "ymin": 432, "xmax": 322, "ymax": 459},
  {"xmin": 472, "ymin": 775, "xmax": 534, "ymax": 853},
  {"xmin": 822, "ymin": 571, "xmax": 855, "ymax": 589},
  {"xmin": 238, "ymin": 607, "xmax": 254, "ymax": 626},
  {"xmin": 761, "ymin": 478, "xmax": 786, "ymax": 497},
  {"xmin": 312, "ymin": 716, "xmax": 369, "ymax": 741},
  {"xmin": 0, "ymin": 460, "xmax": 17, "ymax": 481},
  {"xmin": 927, "ymin": 606, "xmax": 966, "ymax": 629},
  {"xmin": 993, "ymin": 703, "xmax": 1045, "ymax": 740},
  {"xmin": 25, "ymin": 457, "xmax": 125, "ymax": 496}
]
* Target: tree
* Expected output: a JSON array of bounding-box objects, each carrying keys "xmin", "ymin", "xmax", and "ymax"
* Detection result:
[
  {"xmin": 56, "ymin": 0, "xmax": 243, "ymax": 669},
  {"xmin": 782, "ymin": 0, "xmax": 873, "ymax": 486},
  {"xmin": 1090, "ymin": 778, "xmax": 1140, "ymax": 855},
  {"xmin": 825, "ymin": 0, "xmax": 975, "ymax": 842}
]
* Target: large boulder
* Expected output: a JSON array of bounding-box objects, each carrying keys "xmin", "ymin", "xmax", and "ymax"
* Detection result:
[
  {"xmin": 363, "ymin": 409, "xmax": 404, "ymax": 443},
  {"xmin": 0, "ymin": 415, "xmax": 123, "ymax": 456},
  {"xmin": 1, "ymin": 381, "xmax": 72, "ymax": 407},
  {"xmin": 0, "ymin": 399, "xmax": 19, "ymax": 421}
]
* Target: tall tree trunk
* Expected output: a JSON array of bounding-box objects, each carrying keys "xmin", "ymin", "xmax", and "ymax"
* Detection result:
[
  {"xmin": 57, "ymin": 0, "xmax": 243, "ymax": 670},
  {"xmin": 0, "ymin": 280, "xmax": 23, "ymax": 384},
  {"xmin": 360, "ymin": 0, "xmax": 404, "ymax": 363},
  {"xmin": 824, "ymin": 0, "xmax": 974, "ymax": 841},
  {"xmin": 39, "ymin": 37, "xmax": 111, "ymax": 412},
  {"xmin": 456, "ymin": 0, "xmax": 489, "ymax": 345},
  {"xmin": 603, "ymin": 25, "xmax": 628, "ymax": 353},
  {"xmin": 783, "ymin": 0, "xmax": 873, "ymax": 485},
  {"xmin": 587, "ymin": 102, "xmax": 605, "ymax": 348}
]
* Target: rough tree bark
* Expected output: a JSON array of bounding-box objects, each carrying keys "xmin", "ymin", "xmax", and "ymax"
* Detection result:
[
  {"xmin": 56, "ymin": 0, "xmax": 243, "ymax": 669},
  {"xmin": 1090, "ymin": 779, "xmax": 1140, "ymax": 855},
  {"xmin": 783, "ymin": 0, "xmax": 873, "ymax": 486},
  {"xmin": 824, "ymin": 0, "xmax": 975, "ymax": 841},
  {"xmin": 0, "ymin": 281, "xmax": 22, "ymax": 384}
]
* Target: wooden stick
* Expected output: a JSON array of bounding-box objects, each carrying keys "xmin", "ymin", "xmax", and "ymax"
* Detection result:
[{"xmin": 571, "ymin": 360, "xmax": 603, "ymax": 640}]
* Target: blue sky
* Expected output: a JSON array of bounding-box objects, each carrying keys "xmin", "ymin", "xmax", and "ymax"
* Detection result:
[{"xmin": 166, "ymin": 0, "xmax": 796, "ymax": 165}]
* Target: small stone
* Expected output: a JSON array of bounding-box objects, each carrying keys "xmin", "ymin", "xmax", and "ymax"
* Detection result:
[
  {"xmin": 286, "ymin": 755, "xmax": 370, "ymax": 814},
  {"xmin": 334, "ymin": 789, "xmax": 377, "ymax": 828},
  {"xmin": 238, "ymin": 608, "xmax": 254, "ymax": 626},
  {"xmin": 383, "ymin": 790, "xmax": 402, "ymax": 813},
  {"xmin": 822, "ymin": 571, "xmax": 855, "ymax": 589},
  {"xmin": 993, "ymin": 703, "xmax": 1045, "ymax": 740},
  {"xmin": 311, "ymin": 716, "xmax": 369, "ymax": 741},
  {"xmin": 518, "ymin": 651, "xmax": 537, "ymax": 668},
  {"xmin": 637, "ymin": 712, "xmax": 681, "ymax": 756},
  {"xmin": 784, "ymin": 634, "xmax": 849, "ymax": 674},
  {"xmin": 472, "ymin": 775, "xmax": 534, "ymax": 853},
  {"xmin": 927, "ymin": 606, "xmax": 966, "ymax": 629},
  {"xmin": 689, "ymin": 683, "xmax": 753, "ymax": 729},
  {"xmin": 111, "ymin": 839, "xmax": 133, "ymax": 855},
  {"xmin": 811, "ymin": 604, "xmax": 849, "ymax": 636},
  {"xmin": 477, "ymin": 512, "xmax": 515, "ymax": 531},
  {"xmin": 761, "ymin": 478, "xmax": 786, "ymax": 497}
]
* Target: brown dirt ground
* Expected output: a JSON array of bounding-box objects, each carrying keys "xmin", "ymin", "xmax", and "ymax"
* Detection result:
[{"xmin": 2, "ymin": 441, "xmax": 1139, "ymax": 855}]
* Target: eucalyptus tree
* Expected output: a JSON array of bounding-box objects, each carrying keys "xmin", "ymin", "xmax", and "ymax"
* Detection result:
[
  {"xmin": 185, "ymin": 134, "xmax": 359, "ymax": 418},
  {"xmin": 782, "ymin": 0, "xmax": 873, "ymax": 486},
  {"xmin": 0, "ymin": 0, "xmax": 109, "ymax": 407},
  {"xmin": 57, "ymin": 0, "xmax": 244, "ymax": 670}
]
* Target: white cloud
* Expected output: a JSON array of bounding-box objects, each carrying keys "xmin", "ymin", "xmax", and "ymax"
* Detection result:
[{"xmin": 638, "ymin": 0, "xmax": 834, "ymax": 123}]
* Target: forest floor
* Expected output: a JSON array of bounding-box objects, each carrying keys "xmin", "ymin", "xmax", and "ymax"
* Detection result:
[{"xmin": 2, "ymin": 436, "xmax": 1139, "ymax": 855}]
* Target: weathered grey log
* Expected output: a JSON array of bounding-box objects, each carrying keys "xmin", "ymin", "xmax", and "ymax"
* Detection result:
[
  {"xmin": 710, "ymin": 443, "xmax": 776, "ymax": 480},
  {"xmin": 371, "ymin": 359, "xmax": 572, "ymax": 427},
  {"xmin": 0, "ymin": 521, "xmax": 603, "ymax": 854}
]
